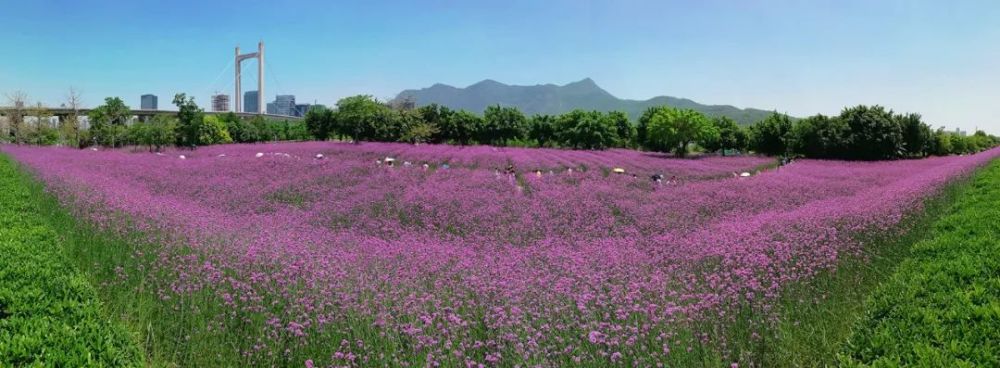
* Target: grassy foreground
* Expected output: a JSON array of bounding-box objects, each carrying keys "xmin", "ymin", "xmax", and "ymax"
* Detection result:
[
  {"xmin": 839, "ymin": 160, "xmax": 1000, "ymax": 366},
  {"xmin": 0, "ymin": 154, "xmax": 142, "ymax": 366}
]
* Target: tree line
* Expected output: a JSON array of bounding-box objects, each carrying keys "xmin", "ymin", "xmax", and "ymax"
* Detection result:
[
  {"xmin": 1, "ymin": 93, "xmax": 309, "ymax": 150},
  {"xmin": 304, "ymin": 95, "xmax": 635, "ymax": 150},
  {"xmin": 305, "ymin": 95, "xmax": 997, "ymax": 159},
  {"xmin": 4, "ymin": 91, "xmax": 996, "ymax": 159}
]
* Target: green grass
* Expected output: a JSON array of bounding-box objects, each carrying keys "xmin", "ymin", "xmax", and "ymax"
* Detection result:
[
  {"xmin": 0, "ymin": 154, "xmax": 142, "ymax": 367},
  {"xmin": 838, "ymin": 160, "xmax": 1000, "ymax": 367}
]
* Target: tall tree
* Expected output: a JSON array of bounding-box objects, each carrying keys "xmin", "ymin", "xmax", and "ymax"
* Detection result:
[
  {"xmin": 334, "ymin": 95, "xmax": 386, "ymax": 142},
  {"xmin": 703, "ymin": 116, "xmax": 748, "ymax": 155},
  {"xmin": 443, "ymin": 110, "xmax": 482, "ymax": 145},
  {"xmin": 482, "ymin": 105, "xmax": 527, "ymax": 146},
  {"xmin": 607, "ymin": 111, "xmax": 634, "ymax": 148},
  {"xmin": 554, "ymin": 110, "xmax": 618, "ymax": 150},
  {"xmin": 5, "ymin": 91, "xmax": 28, "ymax": 144},
  {"xmin": 838, "ymin": 105, "xmax": 903, "ymax": 160},
  {"xmin": 788, "ymin": 114, "xmax": 850, "ymax": 158},
  {"xmin": 172, "ymin": 93, "xmax": 205, "ymax": 147},
  {"xmin": 304, "ymin": 105, "xmax": 334, "ymax": 140},
  {"xmin": 645, "ymin": 107, "xmax": 717, "ymax": 157},
  {"xmin": 528, "ymin": 114, "xmax": 557, "ymax": 147},
  {"xmin": 749, "ymin": 112, "xmax": 793, "ymax": 156},
  {"xmin": 417, "ymin": 104, "xmax": 452, "ymax": 143},
  {"xmin": 88, "ymin": 97, "xmax": 131, "ymax": 147},
  {"xmin": 897, "ymin": 113, "xmax": 931, "ymax": 157},
  {"xmin": 62, "ymin": 87, "xmax": 83, "ymax": 147}
]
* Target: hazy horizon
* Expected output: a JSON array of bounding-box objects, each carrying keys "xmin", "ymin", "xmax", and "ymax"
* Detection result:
[{"xmin": 2, "ymin": 0, "xmax": 998, "ymax": 133}]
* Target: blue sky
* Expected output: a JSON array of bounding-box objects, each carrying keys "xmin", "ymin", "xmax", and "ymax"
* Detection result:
[{"xmin": 2, "ymin": 0, "xmax": 999, "ymax": 132}]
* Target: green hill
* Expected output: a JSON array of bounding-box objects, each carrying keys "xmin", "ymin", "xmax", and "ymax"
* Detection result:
[{"xmin": 395, "ymin": 78, "xmax": 778, "ymax": 125}]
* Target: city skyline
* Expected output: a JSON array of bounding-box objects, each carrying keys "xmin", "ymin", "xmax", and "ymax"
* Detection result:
[{"xmin": 2, "ymin": 1, "xmax": 999, "ymax": 133}]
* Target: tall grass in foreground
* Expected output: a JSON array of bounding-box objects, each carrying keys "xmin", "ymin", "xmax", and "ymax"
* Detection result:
[
  {"xmin": 0, "ymin": 155, "xmax": 141, "ymax": 366},
  {"xmin": 838, "ymin": 160, "xmax": 1000, "ymax": 367}
]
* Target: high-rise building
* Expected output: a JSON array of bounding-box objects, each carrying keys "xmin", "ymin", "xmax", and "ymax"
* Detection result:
[
  {"xmin": 266, "ymin": 102, "xmax": 277, "ymax": 115},
  {"xmin": 141, "ymin": 94, "xmax": 158, "ymax": 110},
  {"xmin": 212, "ymin": 94, "xmax": 230, "ymax": 112},
  {"xmin": 274, "ymin": 95, "xmax": 296, "ymax": 116},
  {"xmin": 243, "ymin": 91, "xmax": 259, "ymax": 113}
]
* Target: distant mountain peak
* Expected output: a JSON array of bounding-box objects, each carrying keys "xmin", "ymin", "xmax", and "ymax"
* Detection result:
[
  {"xmin": 468, "ymin": 79, "xmax": 505, "ymax": 88},
  {"xmin": 395, "ymin": 78, "xmax": 777, "ymax": 125}
]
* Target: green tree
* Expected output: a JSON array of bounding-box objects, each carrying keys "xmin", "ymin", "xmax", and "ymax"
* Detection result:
[
  {"xmin": 637, "ymin": 106, "xmax": 657, "ymax": 150},
  {"xmin": 304, "ymin": 106, "xmax": 335, "ymax": 140},
  {"xmin": 838, "ymin": 105, "xmax": 903, "ymax": 160},
  {"xmin": 200, "ymin": 115, "xmax": 233, "ymax": 145},
  {"xmin": 528, "ymin": 114, "xmax": 557, "ymax": 147},
  {"xmin": 788, "ymin": 114, "xmax": 850, "ymax": 158},
  {"xmin": 249, "ymin": 116, "xmax": 269, "ymax": 142},
  {"xmin": 217, "ymin": 112, "xmax": 252, "ymax": 143},
  {"xmin": 172, "ymin": 93, "xmax": 205, "ymax": 147},
  {"xmin": 146, "ymin": 115, "xmax": 177, "ymax": 151},
  {"xmin": 749, "ymin": 112, "xmax": 793, "ymax": 156},
  {"xmin": 59, "ymin": 113, "xmax": 81, "ymax": 147},
  {"xmin": 930, "ymin": 128, "xmax": 954, "ymax": 156},
  {"xmin": 443, "ymin": 110, "xmax": 482, "ymax": 145},
  {"xmin": 645, "ymin": 107, "xmax": 717, "ymax": 157},
  {"xmin": 334, "ymin": 95, "xmax": 387, "ymax": 142},
  {"xmin": 703, "ymin": 116, "xmax": 748, "ymax": 155},
  {"xmin": 88, "ymin": 97, "xmax": 131, "ymax": 147},
  {"xmin": 554, "ymin": 110, "xmax": 619, "ymax": 150},
  {"xmin": 416, "ymin": 104, "xmax": 452, "ymax": 143},
  {"xmin": 897, "ymin": 113, "xmax": 931, "ymax": 157},
  {"xmin": 607, "ymin": 111, "xmax": 635, "ymax": 148},
  {"xmin": 4, "ymin": 92, "xmax": 28, "ymax": 144},
  {"xmin": 401, "ymin": 121, "xmax": 439, "ymax": 144},
  {"xmin": 482, "ymin": 105, "xmax": 527, "ymax": 146}
]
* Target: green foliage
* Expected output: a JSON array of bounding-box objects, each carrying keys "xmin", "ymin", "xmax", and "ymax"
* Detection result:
[
  {"xmin": 304, "ymin": 106, "xmax": 336, "ymax": 141},
  {"xmin": 172, "ymin": 93, "xmax": 206, "ymax": 147},
  {"xmin": 25, "ymin": 123, "xmax": 61, "ymax": 146},
  {"xmin": 442, "ymin": 110, "xmax": 482, "ymax": 145},
  {"xmin": 400, "ymin": 121, "xmax": 439, "ymax": 144},
  {"xmin": 334, "ymin": 95, "xmax": 391, "ymax": 142},
  {"xmin": 217, "ymin": 112, "xmax": 254, "ymax": 143},
  {"xmin": 528, "ymin": 114, "xmax": 557, "ymax": 147},
  {"xmin": 127, "ymin": 115, "xmax": 176, "ymax": 152},
  {"xmin": 414, "ymin": 104, "xmax": 451, "ymax": 143},
  {"xmin": 839, "ymin": 105, "xmax": 904, "ymax": 160},
  {"xmin": 0, "ymin": 155, "xmax": 142, "ymax": 366},
  {"xmin": 200, "ymin": 115, "xmax": 233, "ymax": 145},
  {"xmin": 839, "ymin": 160, "xmax": 1000, "ymax": 367},
  {"xmin": 554, "ymin": 110, "xmax": 619, "ymax": 149},
  {"xmin": 482, "ymin": 105, "xmax": 527, "ymax": 146},
  {"xmin": 608, "ymin": 111, "xmax": 635, "ymax": 148},
  {"xmin": 898, "ymin": 113, "xmax": 932, "ymax": 157},
  {"xmin": 749, "ymin": 112, "xmax": 793, "ymax": 156},
  {"xmin": 703, "ymin": 116, "xmax": 748, "ymax": 155},
  {"xmin": 788, "ymin": 114, "xmax": 849, "ymax": 158},
  {"xmin": 87, "ymin": 97, "xmax": 132, "ymax": 147},
  {"xmin": 643, "ymin": 106, "xmax": 717, "ymax": 157}
]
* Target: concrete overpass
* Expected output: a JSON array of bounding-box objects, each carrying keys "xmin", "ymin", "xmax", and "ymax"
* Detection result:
[{"xmin": 0, "ymin": 107, "xmax": 303, "ymax": 125}]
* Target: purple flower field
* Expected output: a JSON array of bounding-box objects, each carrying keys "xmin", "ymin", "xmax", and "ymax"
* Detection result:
[{"xmin": 4, "ymin": 141, "xmax": 998, "ymax": 366}]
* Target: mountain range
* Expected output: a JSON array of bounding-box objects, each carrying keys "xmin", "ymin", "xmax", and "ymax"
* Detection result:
[{"xmin": 394, "ymin": 78, "xmax": 778, "ymax": 125}]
